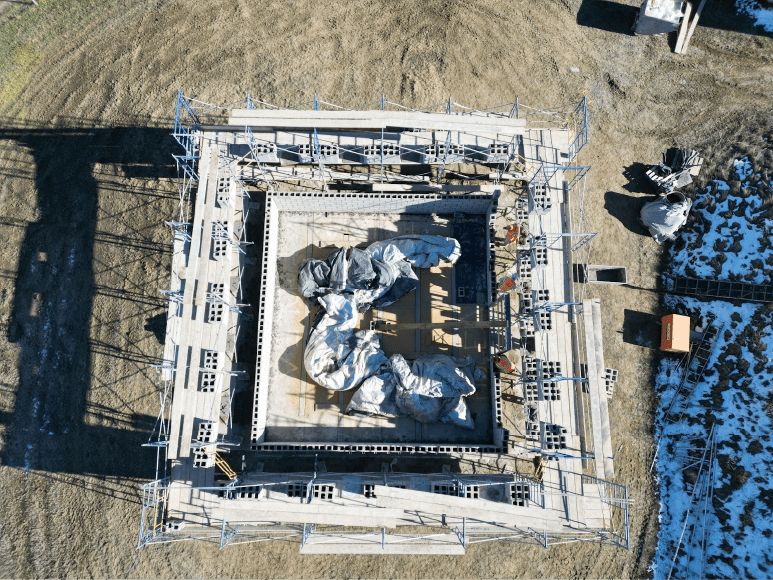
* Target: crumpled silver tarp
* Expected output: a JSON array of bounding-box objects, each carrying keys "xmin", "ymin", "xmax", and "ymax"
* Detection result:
[
  {"xmin": 640, "ymin": 194, "xmax": 692, "ymax": 244},
  {"xmin": 345, "ymin": 354, "xmax": 483, "ymax": 430},
  {"xmin": 300, "ymin": 234, "xmax": 479, "ymax": 429},
  {"xmin": 365, "ymin": 235, "xmax": 461, "ymax": 269},
  {"xmin": 298, "ymin": 235, "xmax": 460, "ymax": 311},
  {"xmin": 303, "ymin": 294, "xmax": 388, "ymax": 392}
]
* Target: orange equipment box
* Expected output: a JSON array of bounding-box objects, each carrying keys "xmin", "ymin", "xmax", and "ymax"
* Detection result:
[{"xmin": 661, "ymin": 314, "xmax": 690, "ymax": 353}]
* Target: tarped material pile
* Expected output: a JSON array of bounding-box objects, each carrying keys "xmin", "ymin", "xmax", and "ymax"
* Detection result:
[
  {"xmin": 299, "ymin": 234, "xmax": 479, "ymax": 429},
  {"xmin": 346, "ymin": 354, "xmax": 483, "ymax": 429},
  {"xmin": 640, "ymin": 193, "xmax": 692, "ymax": 244},
  {"xmin": 298, "ymin": 235, "xmax": 461, "ymax": 311}
]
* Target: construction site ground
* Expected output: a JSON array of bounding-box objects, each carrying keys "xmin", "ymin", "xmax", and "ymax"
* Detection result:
[{"xmin": 0, "ymin": 0, "xmax": 771, "ymax": 577}]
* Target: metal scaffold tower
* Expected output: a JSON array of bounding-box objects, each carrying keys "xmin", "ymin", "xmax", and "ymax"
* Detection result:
[
  {"xmin": 172, "ymin": 90, "xmax": 200, "ymax": 223},
  {"xmin": 180, "ymin": 90, "xmax": 590, "ymax": 192},
  {"xmin": 136, "ymin": 469, "xmax": 629, "ymax": 551},
  {"xmin": 567, "ymin": 95, "xmax": 589, "ymax": 162}
]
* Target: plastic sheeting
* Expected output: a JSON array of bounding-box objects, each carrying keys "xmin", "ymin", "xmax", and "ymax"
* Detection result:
[
  {"xmin": 300, "ymin": 234, "xmax": 480, "ymax": 429},
  {"xmin": 345, "ymin": 354, "xmax": 483, "ymax": 430},
  {"xmin": 391, "ymin": 354, "xmax": 480, "ymax": 429},
  {"xmin": 298, "ymin": 235, "xmax": 460, "ymax": 310},
  {"xmin": 303, "ymin": 294, "xmax": 388, "ymax": 392},
  {"xmin": 640, "ymin": 194, "xmax": 692, "ymax": 244}
]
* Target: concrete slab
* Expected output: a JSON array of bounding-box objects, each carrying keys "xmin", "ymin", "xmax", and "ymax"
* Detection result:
[{"xmin": 263, "ymin": 211, "xmax": 493, "ymax": 444}]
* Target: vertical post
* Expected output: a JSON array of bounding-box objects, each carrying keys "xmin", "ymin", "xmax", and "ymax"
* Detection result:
[
  {"xmin": 381, "ymin": 527, "xmax": 386, "ymax": 549},
  {"xmin": 447, "ymin": 96, "xmax": 452, "ymax": 114},
  {"xmin": 220, "ymin": 519, "xmax": 227, "ymax": 550},
  {"xmin": 381, "ymin": 93, "xmax": 385, "ymax": 111},
  {"xmin": 509, "ymin": 98, "xmax": 519, "ymax": 119},
  {"xmin": 463, "ymin": 517, "xmax": 466, "ymax": 548},
  {"xmin": 312, "ymin": 94, "xmax": 327, "ymax": 191}
]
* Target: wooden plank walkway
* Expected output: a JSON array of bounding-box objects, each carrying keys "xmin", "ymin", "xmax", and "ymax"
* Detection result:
[
  {"xmin": 582, "ymin": 299, "xmax": 614, "ymax": 479},
  {"xmin": 229, "ymin": 108, "xmax": 526, "ymax": 134},
  {"xmin": 166, "ymin": 134, "xmax": 246, "ymax": 517},
  {"xmin": 300, "ymin": 535, "xmax": 466, "ymax": 554}
]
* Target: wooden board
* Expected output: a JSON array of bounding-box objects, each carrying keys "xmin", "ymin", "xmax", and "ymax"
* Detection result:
[{"xmin": 591, "ymin": 300, "xmax": 615, "ymax": 479}]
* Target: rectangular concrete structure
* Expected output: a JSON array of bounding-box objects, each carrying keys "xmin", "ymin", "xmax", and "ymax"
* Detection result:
[{"xmin": 139, "ymin": 94, "xmax": 629, "ymax": 554}]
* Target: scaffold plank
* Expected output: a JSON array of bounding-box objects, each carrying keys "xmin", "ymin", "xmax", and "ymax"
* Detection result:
[
  {"xmin": 591, "ymin": 300, "xmax": 614, "ymax": 479},
  {"xmin": 300, "ymin": 536, "xmax": 465, "ymax": 554},
  {"xmin": 582, "ymin": 299, "xmax": 607, "ymax": 479}
]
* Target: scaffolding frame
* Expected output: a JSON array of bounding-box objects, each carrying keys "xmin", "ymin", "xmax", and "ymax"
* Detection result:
[
  {"xmin": 567, "ymin": 95, "xmax": 589, "ymax": 162},
  {"xmin": 665, "ymin": 424, "xmax": 718, "ymax": 580},
  {"xmin": 139, "ymin": 91, "xmax": 630, "ymax": 554},
  {"xmin": 137, "ymin": 468, "xmax": 629, "ymax": 550},
  {"xmin": 175, "ymin": 91, "xmax": 586, "ymax": 194}
]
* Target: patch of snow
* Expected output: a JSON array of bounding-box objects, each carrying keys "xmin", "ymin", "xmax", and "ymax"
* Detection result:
[
  {"xmin": 23, "ymin": 443, "xmax": 34, "ymax": 472},
  {"xmin": 733, "ymin": 156, "xmax": 753, "ymax": 180},
  {"xmin": 653, "ymin": 154, "xmax": 773, "ymax": 577},
  {"xmin": 737, "ymin": 0, "xmax": 773, "ymax": 31},
  {"xmin": 671, "ymin": 177, "xmax": 772, "ymax": 283}
]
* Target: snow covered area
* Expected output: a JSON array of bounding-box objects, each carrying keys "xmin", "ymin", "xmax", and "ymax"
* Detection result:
[
  {"xmin": 737, "ymin": 0, "xmax": 773, "ymax": 32},
  {"xmin": 652, "ymin": 159, "xmax": 773, "ymax": 579},
  {"xmin": 671, "ymin": 179, "xmax": 773, "ymax": 284}
]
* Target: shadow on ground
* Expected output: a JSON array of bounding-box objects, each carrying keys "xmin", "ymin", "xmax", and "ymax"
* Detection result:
[
  {"xmin": 577, "ymin": 0, "xmax": 638, "ymax": 36},
  {"xmin": 621, "ymin": 308, "xmax": 661, "ymax": 348},
  {"xmin": 604, "ymin": 190, "xmax": 658, "ymax": 236},
  {"xmin": 0, "ymin": 118, "xmax": 176, "ymax": 479},
  {"xmin": 577, "ymin": 0, "xmax": 773, "ymax": 38},
  {"xmin": 622, "ymin": 161, "xmax": 654, "ymax": 194}
]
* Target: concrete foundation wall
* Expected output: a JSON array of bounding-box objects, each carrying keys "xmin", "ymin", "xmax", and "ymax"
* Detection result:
[
  {"xmin": 251, "ymin": 197, "xmax": 280, "ymax": 444},
  {"xmin": 270, "ymin": 191, "xmax": 497, "ymax": 214},
  {"xmin": 251, "ymin": 190, "xmax": 503, "ymax": 451}
]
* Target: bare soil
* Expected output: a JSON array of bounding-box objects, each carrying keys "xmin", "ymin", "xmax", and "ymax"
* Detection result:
[{"xmin": 0, "ymin": 0, "xmax": 772, "ymax": 577}]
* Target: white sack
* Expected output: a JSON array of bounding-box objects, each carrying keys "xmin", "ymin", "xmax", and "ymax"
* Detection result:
[{"xmin": 640, "ymin": 195, "xmax": 692, "ymax": 244}]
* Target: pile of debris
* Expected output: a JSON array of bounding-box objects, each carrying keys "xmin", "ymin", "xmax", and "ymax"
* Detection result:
[
  {"xmin": 298, "ymin": 234, "xmax": 480, "ymax": 429},
  {"xmin": 640, "ymin": 147, "xmax": 703, "ymax": 243},
  {"xmin": 645, "ymin": 147, "xmax": 703, "ymax": 195}
]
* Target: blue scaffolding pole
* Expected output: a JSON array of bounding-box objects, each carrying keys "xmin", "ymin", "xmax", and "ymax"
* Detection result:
[
  {"xmin": 312, "ymin": 94, "xmax": 327, "ymax": 190},
  {"xmin": 172, "ymin": 90, "xmax": 200, "ymax": 181},
  {"xmin": 567, "ymin": 96, "xmax": 588, "ymax": 161}
]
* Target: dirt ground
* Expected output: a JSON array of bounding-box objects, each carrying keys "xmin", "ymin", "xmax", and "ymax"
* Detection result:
[{"xmin": 0, "ymin": 0, "xmax": 772, "ymax": 577}]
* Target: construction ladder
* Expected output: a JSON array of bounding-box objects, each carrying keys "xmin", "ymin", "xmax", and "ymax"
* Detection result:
[
  {"xmin": 664, "ymin": 318, "xmax": 723, "ymax": 421},
  {"xmin": 214, "ymin": 452, "xmax": 237, "ymax": 480},
  {"xmin": 668, "ymin": 275, "xmax": 773, "ymax": 303}
]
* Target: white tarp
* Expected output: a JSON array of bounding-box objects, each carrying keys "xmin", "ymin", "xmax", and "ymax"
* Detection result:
[
  {"xmin": 640, "ymin": 194, "xmax": 692, "ymax": 244},
  {"xmin": 345, "ymin": 354, "xmax": 482, "ymax": 430},
  {"xmin": 301, "ymin": 234, "xmax": 480, "ymax": 429},
  {"xmin": 303, "ymin": 294, "xmax": 388, "ymax": 392}
]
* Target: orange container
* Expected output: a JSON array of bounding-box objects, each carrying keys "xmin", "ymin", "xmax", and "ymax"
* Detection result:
[{"xmin": 661, "ymin": 314, "xmax": 690, "ymax": 353}]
